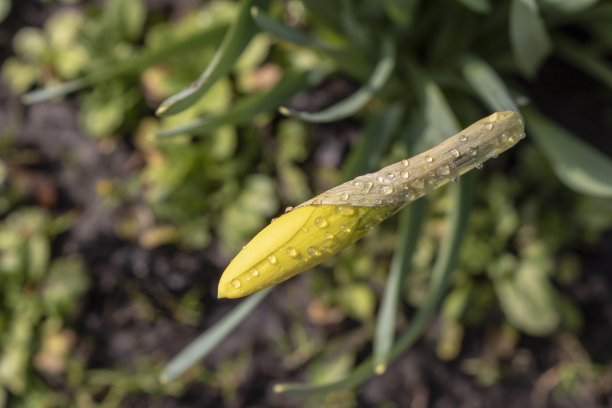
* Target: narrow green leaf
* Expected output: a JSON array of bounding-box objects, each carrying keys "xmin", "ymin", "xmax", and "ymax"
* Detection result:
[
  {"xmin": 460, "ymin": 54, "xmax": 519, "ymax": 112},
  {"xmin": 383, "ymin": 0, "xmax": 419, "ymax": 26},
  {"xmin": 339, "ymin": 0, "xmax": 370, "ymax": 47},
  {"xmin": 509, "ymin": 0, "xmax": 552, "ymax": 78},
  {"xmin": 423, "ymin": 80, "xmax": 461, "ymax": 142},
  {"xmin": 539, "ymin": 0, "xmax": 599, "ymax": 14},
  {"xmin": 157, "ymin": 71, "xmax": 315, "ymax": 137},
  {"xmin": 275, "ymin": 174, "xmax": 476, "ymax": 396},
  {"xmin": 524, "ymin": 106, "xmax": 612, "ymax": 198},
  {"xmin": 456, "ymin": 0, "xmax": 491, "ymax": 14},
  {"xmin": 341, "ymin": 103, "xmax": 404, "ymax": 180},
  {"xmin": 22, "ymin": 24, "xmax": 228, "ymax": 104},
  {"xmin": 160, "ymin": 287, "xmax": 272, "ymax": 383},
  {"xmin": 554, "ymin": 35, "xmax": 612, "ymax": 90},
  {"xmin": 156, "ymin": 0, "xmax": 271, "ymax": 117},
  {"xmin": 250, "ymin": 7, "xmax": 332, "ymax": 52},
  {"xmin": 373, "ymin": 198, "xmax": 425, "ymax": 373},
  {"xmin": 406, "ymin": 60, "xmax": 460, "ymax": 144},
  {"xmin": 280, "ymin": 36, "xmax": 396, "ymax": 123}
]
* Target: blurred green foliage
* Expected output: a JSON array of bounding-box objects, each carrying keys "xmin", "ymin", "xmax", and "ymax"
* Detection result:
[
  {"xmin": 0, "ymin": 204, "xmax": 87, "ymax": 401},
  {"xmin": 2, "ymin": 0, "xmax": 612, "ymax": 405}
]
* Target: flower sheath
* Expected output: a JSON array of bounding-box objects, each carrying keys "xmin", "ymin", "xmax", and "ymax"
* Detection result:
[{"xmin": 218, "ymin": 111, "xmax": 525, "ymax": 298}]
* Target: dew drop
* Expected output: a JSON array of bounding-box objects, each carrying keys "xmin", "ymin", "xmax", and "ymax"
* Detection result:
[
  {"xmin": 425, "ymin": 156, "xmax": 433, "ymax": 163},
  {"xmin": 353, "ymin": 180, "xmax": 361, "ymax": 186},
  {"xmin": 232, "ymin": 279, "xmax": 242, "ymax": 288},
  {"xmin": 459, "ymin": 134, "xmax": 468, "ymax": 142},
  {"xmin": 476, "ymin": 163, "xmax": 483, "ymax": 170},
  {"xmin": 466, "ymin": 147, "xmax": 477, "ymax": 157},
  {"xmin": 313, "ymin": 199, "xmax": 322, "ymax": 205},
  {"xmin": 452, "ymin": 176, "xmax": 460, "ymax": 183},
  {"xmin": 363, "ymin": 182, "xmax": 373, "ymax": 194},
  {"xmin": 405, "ymin": 191, "xmax": 415, "ymax": 201},
  {"xmin": 315, "ymin": 217, "xmax": 328, "ymax": 228},
  {"xmin": 410, "ymin": 179, "xmax": 425, "ymax": 189},
  {"xmin": 340, "ymin": 225, "xmax": 352, "ymax": 234},
  {"xmin": 386, "ymin": 173, "xmax": 395, "ymax": 179},
  {"xmin": 500, "ymin": 133, "xmax": 509, "ymax": 143},
  {"xmin": 340, "ymin": 192, "xmax": 350, "ymax": 201},
  {"xmin": 450, "ymin": 148, "xmax": 460, "ymax": 158},
  {"xmin": 400, "ymin": 171, "xmax": 410, "ymax": 179},
  {"xmin": 518, "ymin": 132, "xmax": 526, "ymax": 139},
  {"xmin": 307, "ymin": 246, "xmax": 322, "ymax": 257},
  {"xmin": 324, "ymin": 232, "xmax": 334, "ymax": 239},
  {"xmin": 301, "ymin": 227, "xmax": 308, "ymax": 232},
  {"xmin": 438, "ymin": 164, "xmax": 450, "ymax": 175},
  {"xmin": 401, "ymin": 159, "xmax": 409, "ymax": 167},
  {"xmin": 284, "ymin": 206, "xmax": 293, "ymax": 213},
  {"xmin": 484, "ymin": 122, "xmax": 493, "ymax": 130},
  {"xmin": 338, "ymin": 206, "xmax": 355, "ymax": 216},
  {"xmin": 382, "ymin": 185, "xmax": 394, "ymax": 195},
  {"xmin": 375, "ymin": 199, "xmax": 383, "ymax": 205},
  {"xmin": 285, "ymin": 248, "xmax": 298, "ymax": 258},
  {"xmin": 426, "ymin": 172, "xmax": 436, "ymax": 185},
  {"xmin": 251, "ymin": 269, "xmax": 259, "ymax": 277},
  {"xmin": 268, "ymin": 255, "xmax": 278, "ymax": 264},
  {"xmin": 377, "ymin": 176, "xmax": 385, "ymax": 183}
]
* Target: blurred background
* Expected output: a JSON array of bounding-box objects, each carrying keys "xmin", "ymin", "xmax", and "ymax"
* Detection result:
[{"xmin": 0, "ymin": 0, "xmax": 611, "ymax": 407}]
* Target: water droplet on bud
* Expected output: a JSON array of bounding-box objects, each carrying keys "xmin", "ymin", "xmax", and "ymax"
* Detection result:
[{"xmin": 315, "ymin": 217, "xmax": 328, "ymax": 228}]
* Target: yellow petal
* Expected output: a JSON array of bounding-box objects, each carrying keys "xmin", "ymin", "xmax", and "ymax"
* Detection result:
[{"xmin": 218, "ymin": 204, "xmax": 400, "ymax": 298}]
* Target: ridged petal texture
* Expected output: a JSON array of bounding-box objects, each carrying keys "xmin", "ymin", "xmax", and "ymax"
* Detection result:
[{"xmin": 218, "ymin": 111, "xmax": 525, "ymax": 298}]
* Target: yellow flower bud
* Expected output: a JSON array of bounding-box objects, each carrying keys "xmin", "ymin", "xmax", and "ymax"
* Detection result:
[{"xmin": 218, "ymin": 111, "xmax": 525, "ymax": 298}]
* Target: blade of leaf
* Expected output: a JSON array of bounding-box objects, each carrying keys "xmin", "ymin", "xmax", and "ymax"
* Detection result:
[
  {"xmin": 156, "ymin": 0, "xmax": 271, "ymax": 117},
  {"xmin": 251, "ymin": 6, "xmax": 333, "ymax": 52},
  {"xmin": 523, "ymin": 106, "xmax": 612, "ymax": 198},
  {"xmin": 459, "ymin": 54, "xmax": 520, "ymax": 112},
  {"xmin": 275, "ymin": 174, "xmax": 476, "ymax": 396},
  {"xmin": 554, "ymin": 35, "xmax": 612, "ymax": 90},
  {"xmin": 160, "ymin": 287, "xmax": 272, "ymax": 383},
  {"xmin": 279, "ymin": 36, "xmax": 396, "ymax": 123},
  {"xmin": 22, "ymin": 24, "xmax": 228, "ymax": 104},
  {"xmin": 509, "ymin": 0, "xmax": 552, "ymax": 78},
  {"xmin": 341, "ymin": 103, "xmax": 404, "ymax": 180},
  {"xmin": 157, "ymin": 70, "xmax": 317, "ymax": 137},
  {"xmin": 373, "ymin": 197, "xmax": 425, "ymax": 374},
  {"xmin": 539, "ymin": 0, "xmax": 599, "ymax": 14},
  {"xmin": 456, "ymin": 0, "xmax": 492, "ymax": 14},
  {"xmin": 406, "ymin": 60, "xmax": 460, "ymax": 144}
]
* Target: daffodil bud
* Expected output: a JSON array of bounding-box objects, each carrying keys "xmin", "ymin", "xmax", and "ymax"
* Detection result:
[{"xmin": 218, "ymin": 111, "xmax": 525, "ymax": 298}]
